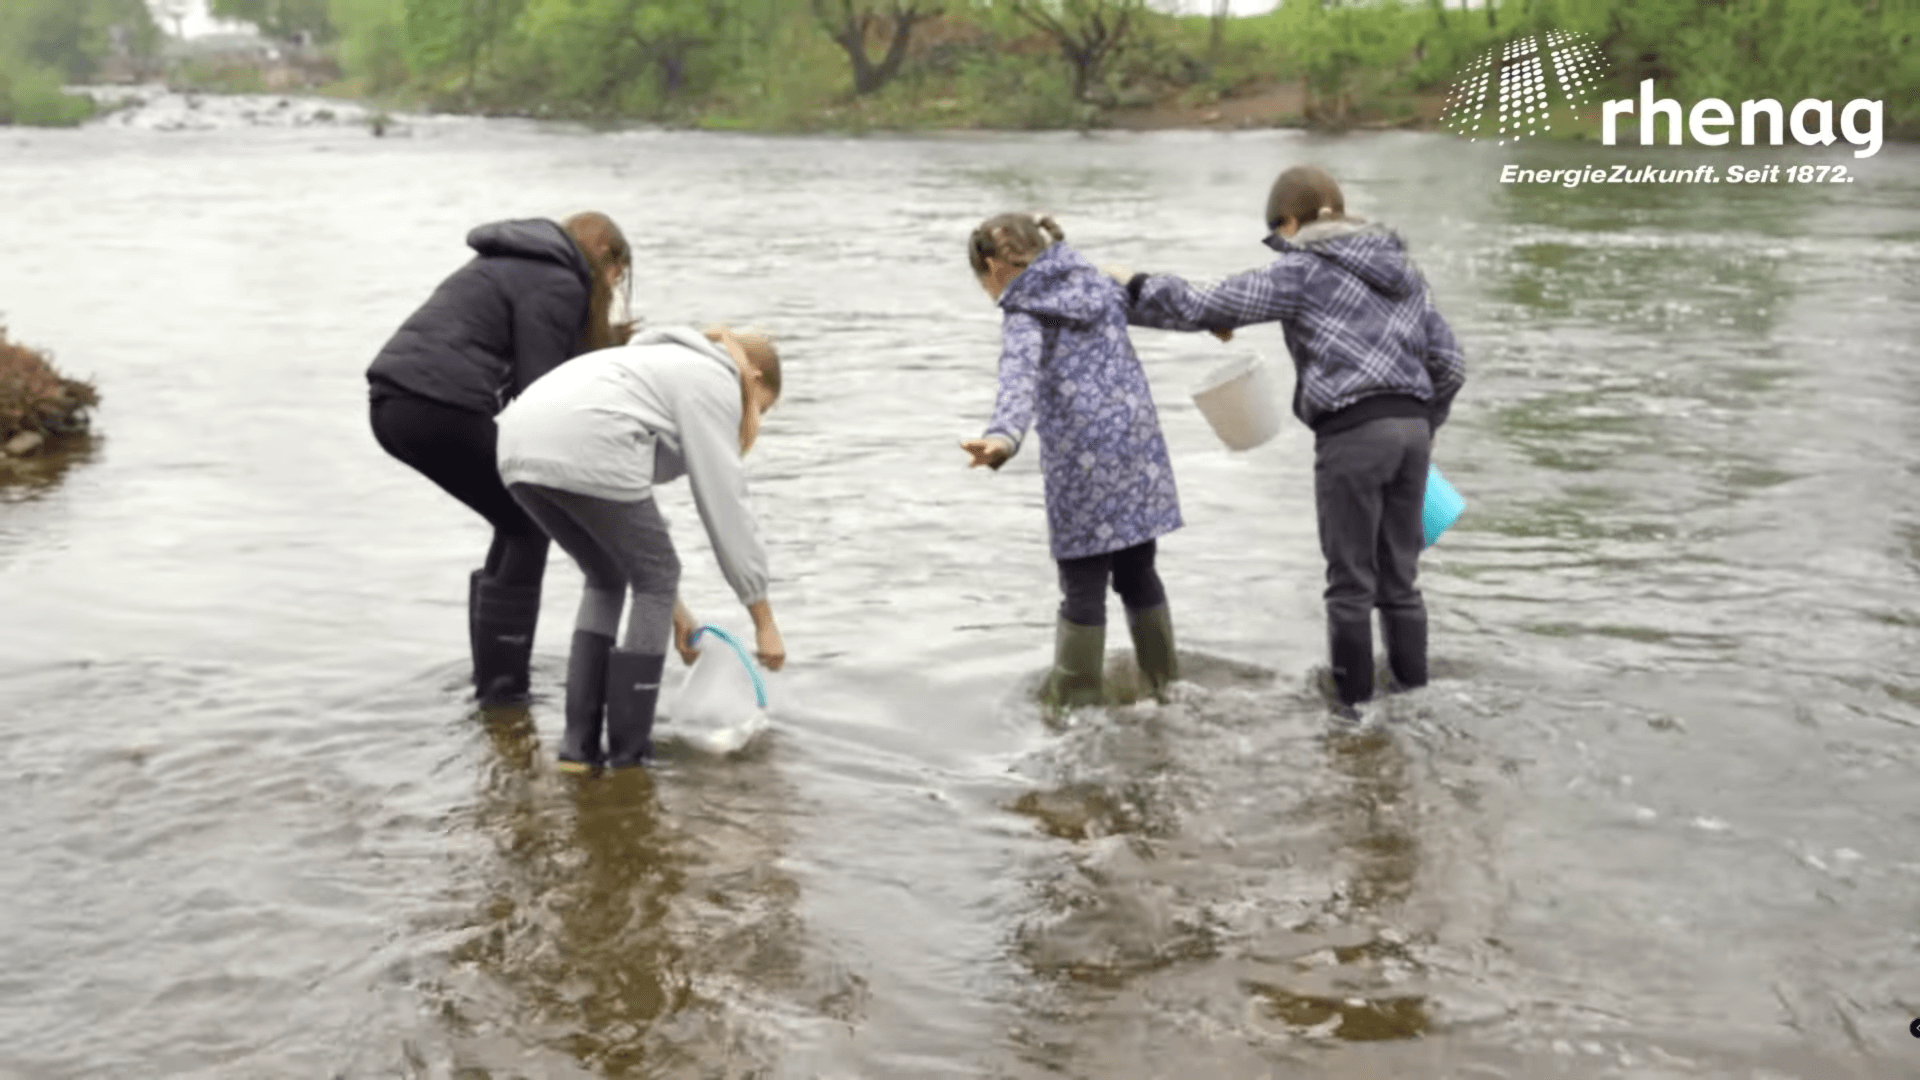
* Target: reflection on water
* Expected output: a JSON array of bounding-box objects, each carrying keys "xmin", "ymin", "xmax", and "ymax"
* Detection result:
[
  {"xmin": 0, "ymin": 111, "xmax": 1917, "ymax": 1079},
  {"xmin": 414, "ymin": 717, "xmax": 818, "ymax": 1078},
  {"xmin": 0, "ymin": 433, "xmax": 101, "ymax": 505}
]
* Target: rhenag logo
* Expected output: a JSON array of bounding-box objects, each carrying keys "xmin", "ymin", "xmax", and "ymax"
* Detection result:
[
  {"xmin": 1442, "ymin": 30, "xmax": 1886, "ymax": 160},
  {"xmin": 1603, "ymin": 80, "xmax": 1883, "ymax": 159},
  {"xmin": 1441, "ymin": 31, "xmax": 1613, "ymax": 145}
]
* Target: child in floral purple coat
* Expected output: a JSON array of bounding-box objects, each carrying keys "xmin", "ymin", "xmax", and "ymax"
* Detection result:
[{"xmin": 960, "ymin": 213, "xmax": 1183, "ymax": 710}]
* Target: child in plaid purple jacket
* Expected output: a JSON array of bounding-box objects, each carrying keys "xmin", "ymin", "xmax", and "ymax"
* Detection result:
[{"xmin": 1120, "ymin": 165, "xmax": 1467, "ymax": 709}]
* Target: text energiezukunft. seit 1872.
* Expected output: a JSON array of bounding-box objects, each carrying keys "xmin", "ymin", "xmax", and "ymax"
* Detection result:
[{"xmin": 1500, "ymin": 164, "xmax": 1858, "ymax": 188}]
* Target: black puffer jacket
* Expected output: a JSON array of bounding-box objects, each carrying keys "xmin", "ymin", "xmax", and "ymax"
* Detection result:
[{"xmin": 367, "ymin": 219, "xmax": 593, "ymax": 416}]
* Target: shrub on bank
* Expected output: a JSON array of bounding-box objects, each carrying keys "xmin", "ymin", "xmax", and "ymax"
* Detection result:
[
  {"xmin": 0, "ymin": 327, "xmax": 98, "ymax": 454},
  {"xmin": 0, "ymin": 62, "xmax": 98, "ymax": 126}
]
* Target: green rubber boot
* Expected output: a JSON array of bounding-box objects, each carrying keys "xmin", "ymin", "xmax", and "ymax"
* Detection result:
[
  {"xmin": 1042, "ymin": 617, "xmax": 1106, "ymax": 713},
  {"xmin": 1126, "ymin": 604, "xmax": 1179, "ymax": 703}
]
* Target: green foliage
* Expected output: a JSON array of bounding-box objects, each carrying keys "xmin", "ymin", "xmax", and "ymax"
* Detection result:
[
  {"xmin": 0, "ymin": 0, "xmax": 158, "ymax": 83},
  {"xmin": 0, "ymin": 64, "xmax": 97, "ymax": 126},
  {"xmin": 210, "ymin": 0, "xmax": 337, "ymax": 42},
  {"xmin": 310, "ymin": 0, "xmax": 1920, "ymax": 135},
  {"xmin": 0, "ymin": 0, "xmax": 153, "ymax": 125},
  {"xmin": 329, "ymin": 0, "xmax": 409, "ymax": 93}
]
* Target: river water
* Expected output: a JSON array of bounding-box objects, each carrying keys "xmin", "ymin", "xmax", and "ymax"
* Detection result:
[{"xmin": 2, "ymin": 94, "xmax": 1917, "ymax": 1079}]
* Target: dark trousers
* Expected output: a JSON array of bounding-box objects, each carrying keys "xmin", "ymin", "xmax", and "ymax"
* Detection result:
[
  {"xmin": 369, "ymin": 391, "xmax": 549, "ymax": 587},
  {"xmin": 1314, "ymin": 416, "xmax": 1431, "ymax": 700},
  {"xmin": 509, "ymin": 484, "xmax": 681, "ymax": 653},
  {"xmin": 1056, "ymin": 539, "xmax": 1167, "ymax": 627}
]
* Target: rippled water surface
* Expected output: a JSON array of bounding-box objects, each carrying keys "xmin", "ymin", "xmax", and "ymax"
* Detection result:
[{"xmin": 3, "ymin": 97, "xmax": 1918, "ymax": 1079}]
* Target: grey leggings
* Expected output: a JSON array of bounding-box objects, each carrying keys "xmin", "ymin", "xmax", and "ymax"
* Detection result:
[{"xmin": 508, "ymin": 483, "xmax": 680, "ymax": 653}]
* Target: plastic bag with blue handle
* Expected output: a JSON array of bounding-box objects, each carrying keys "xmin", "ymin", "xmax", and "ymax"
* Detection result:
[
  {"xmin": 1423, "ymin": 463, "xmax": 1465, "ymax": 548},
  {"xmin": 671, "ymin": 625, "xmax": 770, "ymax": 755}
]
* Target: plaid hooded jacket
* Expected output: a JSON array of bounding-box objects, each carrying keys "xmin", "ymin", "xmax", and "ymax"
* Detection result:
[{"xmin": 1126, "ymin": 219, "xmax": 1466, "ymax": 437}]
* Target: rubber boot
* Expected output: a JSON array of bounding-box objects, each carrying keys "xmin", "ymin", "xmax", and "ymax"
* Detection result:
[
  {"xmin": 1327, "ymin": 617, "xmax": 1375, "ymax": 708},
  {"xmin": 467, "ymin": 569, "xmax": 486, "ymax": 692},
  {"xmin": 1380, "ymin": 609, "xmax": 1428, "ymax": 693},
  {"xmin": 1126, "ymin": 604, "xmax": 1179, "ymax": 703},
  {"xmin": 557, "ymin": 630, "xmax": 614, "ymax": 774},
  {"xmin": 474, "ymin": 579, "xmax": 541, "ymax": 707},
  {"xmin": 605, "ymin": 650, "xmax": 666, "ymax": 769},
  {"xmin": 1042, "ymin": 617, "xmax": 1106, "ymax": 713}
]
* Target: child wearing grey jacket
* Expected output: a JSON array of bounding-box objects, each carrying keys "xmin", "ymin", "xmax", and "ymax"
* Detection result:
[{"xmin": 495, "ymin": 325, "xmax": 784, "ymax": 771}]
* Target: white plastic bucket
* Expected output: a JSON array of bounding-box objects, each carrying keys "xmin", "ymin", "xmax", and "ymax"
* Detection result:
[
  {"xmin": 670, "ymin": 626, "xmax": 770, "ymax": 755},
  {"xmin": 1190, "ymin": 354, "xmax": 1283, "ymax": 451}
]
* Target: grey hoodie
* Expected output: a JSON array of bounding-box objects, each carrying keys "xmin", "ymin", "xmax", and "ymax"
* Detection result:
[{"xmin": 494, "ymin": 327, "xmax": 769, "ymax": 607}]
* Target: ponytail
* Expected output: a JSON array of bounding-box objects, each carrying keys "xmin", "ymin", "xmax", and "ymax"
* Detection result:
[{"xmin": 967, "ymin": 212, "xmax": 1065, "ymax": 274}]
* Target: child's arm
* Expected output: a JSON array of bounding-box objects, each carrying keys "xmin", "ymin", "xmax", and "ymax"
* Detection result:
[
  {"xmin": 1420, "ymin": 295, "xmax": 1467, "ymax": 433},
  {"xmin": 963, "ymin": 312, "xmax": 1044, "ymax": 471},
  {"xmin": 678, "ymin": 380, "xmax": 771, "ymax": 611},
  {"xmin": 1121, "ymin": 264, "xmax": 1301, "ymax": 334}
]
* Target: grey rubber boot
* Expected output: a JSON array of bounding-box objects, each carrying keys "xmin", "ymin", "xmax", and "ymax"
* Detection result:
[
  {"xmin": 604, "ymin": 650, "xmax": 666, "ymax": 768},
  {"xmin": 557, "ymin": 630, "xmax": 614, "ymax": 774},
  {"xmin": 467, "ymin": 569, "xmax": 488, "ymax": 692},
  {"xmin": 1126, "ymin": 604, "xmax": 1179, "ymax": 702},
  {"xmin": 1379, "ymin": 609, "xmax": 1428, "ymax": 692},
  {"xmin": 1327, "ymin": 617, "xmax": 1375, "ymax": 707},
  {"xmin": 474, "ymin": 579, "xmax": 541, "ymax": 707},
  {"xmin": 1042, "ymin": 618, "xmax": 1106, "ymax": 713}
]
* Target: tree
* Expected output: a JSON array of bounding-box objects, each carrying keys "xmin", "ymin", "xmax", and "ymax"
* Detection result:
[
  {"xmin": 812, "ymin": 0, "xmax": 940, "ymax": 96},
  {"xmin": 511, "ymin": 0, "xmax": 729, "ymax": 111},
  {"xmin": 403, "ymin": 0, "xmax": 525, "ymax": 104},
  {"xmin": 0, "ymin": 0, "xmax": 160, "ymax": 80},
  {"xmin": 210, "ymin": 0, "xmax": 336, "ymax": 42},
  {"xmin": 1008, "ymin": 0, "xmax": 1146, "ymax": 102}
]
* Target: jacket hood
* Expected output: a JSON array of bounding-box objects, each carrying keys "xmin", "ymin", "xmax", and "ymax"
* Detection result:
[
  {"xmin": 629, "ymin": 325, "xmax": 738, "ymax": 375},
  {"xmin": 1264, "ymin": 219, "xmax": 1418, "ymax": 300},
  {"xmin": 467, "ymin": 219, "xmax": 590, "ymax": 282},
  {"xmin": 997, "ymin": 242, "xmax": 1122, "ymax": 326}
]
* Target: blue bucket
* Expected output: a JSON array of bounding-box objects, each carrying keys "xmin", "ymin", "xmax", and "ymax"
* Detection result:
[{"xmin": 1423, "ymin": 463, "xmax": 1465, "ymax": 548}]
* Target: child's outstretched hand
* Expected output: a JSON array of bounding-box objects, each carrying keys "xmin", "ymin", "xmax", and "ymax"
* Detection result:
[{"xmin": 961, "ymin": 437, "xmax": 1013, "ymax": 471}]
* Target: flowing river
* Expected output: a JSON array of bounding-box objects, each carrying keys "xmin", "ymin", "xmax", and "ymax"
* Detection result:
[{"xmin": 2, "ymin": 93, "xmax": 1918, "ymax": 1079}]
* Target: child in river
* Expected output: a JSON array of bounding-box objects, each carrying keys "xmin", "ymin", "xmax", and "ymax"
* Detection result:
[
  {"xmin": 1118, "ymin": 165, "xmax": 1467, "ymax": 709},
  {"xmin": 494, "ymin": 325, "xmax": 785, "ymax": 771},
  {"xmin": 367, "ymin": 212, "xmax": 634, "ymax": 708},
  {"xmin": 961, "ymin": 213, "xmax": 1183, "ymax": 709}
]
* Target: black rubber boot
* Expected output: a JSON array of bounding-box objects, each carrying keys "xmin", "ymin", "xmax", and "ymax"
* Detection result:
[
  {"xmin": 1380, "ymin": 609, "xmax": 1428, "ymax": 693},
  {"xmin": 1042, "ymin": 617, "xmax": 1106, "ymax": 713},
  {"xmin": 473, "ymin": 580, "xmax": 541, "ymax": 707},
  {"xmin": 1126, "ymin": 604, "xmax": 1179, "ymax": 702},
  {"xmin": 467, "ymin": 569, "xmax": 486, "ymax": 692},
  {"xmin": 1328, "ymin": 617, "xmax": 1375, "ymax": 708},
  {"xmin": 605, "ymin": 650, "xmax": 666, "ymax": 769},
  {"xmin": 557, "ymin": 630, "xmax": 614, "ymax": 774}
]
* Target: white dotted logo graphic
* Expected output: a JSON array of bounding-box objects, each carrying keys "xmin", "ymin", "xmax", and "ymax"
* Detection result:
[{"xmin": 1441, "ymin": 31, "xmax": 1613, "ymax": 144}]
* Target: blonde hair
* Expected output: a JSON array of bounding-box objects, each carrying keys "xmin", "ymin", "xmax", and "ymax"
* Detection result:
[
  {"xmin": 967, "ymin": 213, "xmax": 1064, "ymax": 276},
  {"xmin": 562, "ymin": 211, "xmax": 636, "ymax": 350},
  {"xmin": 703, "ymin": 326, "xmax": 782, "ymax": 453}
]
